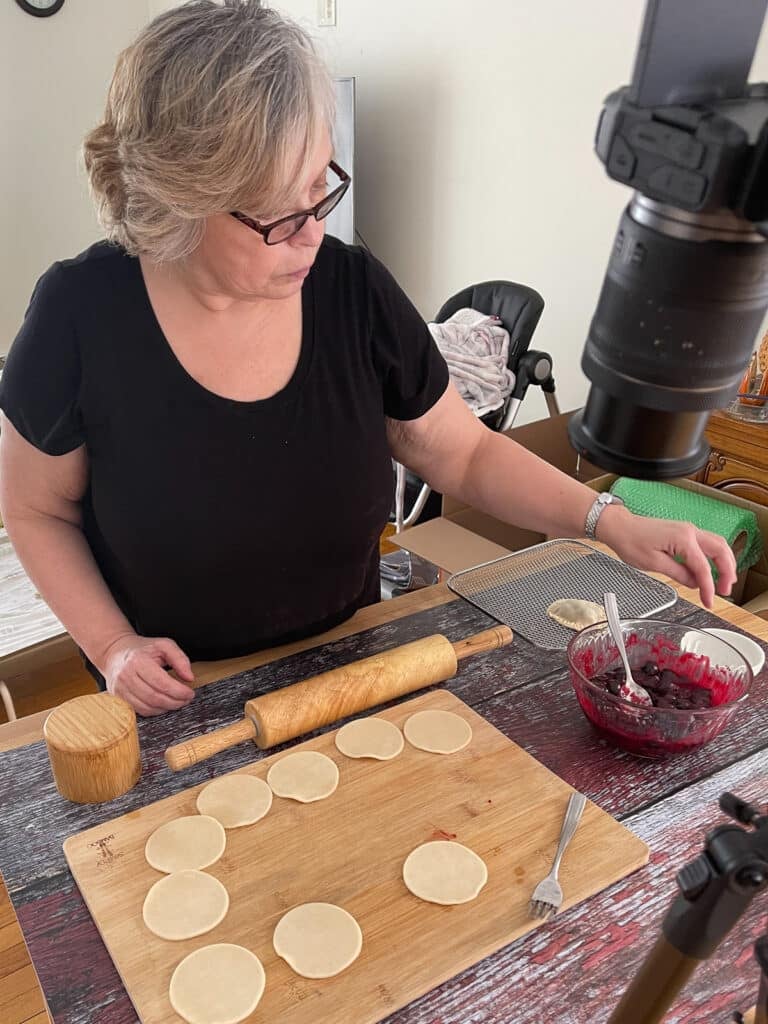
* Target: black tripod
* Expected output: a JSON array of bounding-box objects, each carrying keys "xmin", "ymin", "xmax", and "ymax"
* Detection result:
[{"xmin": 608, "ymin": 794, "xmax": 768, "ymax": 1024}]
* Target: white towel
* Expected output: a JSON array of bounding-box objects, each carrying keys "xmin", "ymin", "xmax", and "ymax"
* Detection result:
[{"xmin": 428, "ymin": 308, "xmax": 515, "ymax": 417}]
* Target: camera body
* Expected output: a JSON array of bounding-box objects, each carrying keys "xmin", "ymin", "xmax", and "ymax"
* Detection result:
[{"xmin": 595, "ymin": 86, "xmax": 768, "ymax": 221}]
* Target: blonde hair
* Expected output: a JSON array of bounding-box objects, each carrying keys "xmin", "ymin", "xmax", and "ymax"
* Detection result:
[{"xmin": 83, "ymin": 0, "xmax": 335, "ymax": 261}]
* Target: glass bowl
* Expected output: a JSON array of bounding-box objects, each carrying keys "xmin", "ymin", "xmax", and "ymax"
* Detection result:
[{"xmin": 567, "ymin": 619, "xmax": 752, "ymax": 759}]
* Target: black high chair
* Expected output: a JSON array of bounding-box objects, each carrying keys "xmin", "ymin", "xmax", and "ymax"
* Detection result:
[
  {"xmin": 382, "ymin": 279, "xmax": 558, "ymax": 595},
  {"xmin": 395, "ymin": 279, "xmax": 557, "ymax": 530}
]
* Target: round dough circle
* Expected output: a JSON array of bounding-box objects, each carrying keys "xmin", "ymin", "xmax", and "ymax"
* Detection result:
[
  {"xmin": 403, "ymin": 841, "xmax": 488, "ymax": 904},
  {"xmin": 403, "ymin": 709, "xmax": 472, "ymax": 754},
  {"xmin": 335, "ymin": 718, "xmax": 404, "ymax": 760},
  {"xmin": 195, "ymin": 774, "xmax": 273, "ymax": 828},
  {"xmin": 142, "ymin": 870, "xmax": 229, "ymax": 940},
  {"xmin": 169, "ymin": 944, "xmax": 265, "ymax": 1024},
  {"xmin": 266, "ymin": 751, "xmax": 339, "ymax": 802},
  {"xmin": 273, "ymin": 902, "xmax": 362, "ymax": 978},
  {"xmin": 145, "ymin": 815, "xmax": 226, "ymax": 873}
]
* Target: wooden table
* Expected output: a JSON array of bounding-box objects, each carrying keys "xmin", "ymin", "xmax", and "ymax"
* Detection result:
[{"xmin": 2, "ymin": 568, "xmax": 768, "ymax": 1024}]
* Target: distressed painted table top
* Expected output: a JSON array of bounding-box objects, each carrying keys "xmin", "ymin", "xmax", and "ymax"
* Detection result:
[{"xmin": 1, "ymin": 588, "xmax": 767, "ymax": 1024}]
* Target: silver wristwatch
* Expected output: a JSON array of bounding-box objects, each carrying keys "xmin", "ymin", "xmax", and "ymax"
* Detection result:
[{"xmin": 584, "ymin": 492, "xmax": 625, "ymax": 540}]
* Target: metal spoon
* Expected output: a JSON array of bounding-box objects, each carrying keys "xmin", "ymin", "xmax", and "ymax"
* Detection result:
[{"xmin": 603, "ymin": 592, "xmax": 652, "ymax": 707}]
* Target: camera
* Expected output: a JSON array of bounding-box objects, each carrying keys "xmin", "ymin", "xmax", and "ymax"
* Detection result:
[{"xmin": 569, "ymin": 0, "xmax": 768, "ymax": 479}]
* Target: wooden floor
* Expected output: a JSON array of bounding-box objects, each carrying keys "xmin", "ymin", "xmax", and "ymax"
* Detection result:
[
  {"xmin": 1, "ymin": 654, "xmax": 97, "ymax": 1023},
  {"xmin": 0, "ymin": 890, "xmax": 48, "ymax": 1023}
]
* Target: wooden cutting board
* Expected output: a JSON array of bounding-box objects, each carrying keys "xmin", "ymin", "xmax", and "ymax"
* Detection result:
[{"xmin": 64, "ymin": 689, "xmax": 649, "ymax": 1024}]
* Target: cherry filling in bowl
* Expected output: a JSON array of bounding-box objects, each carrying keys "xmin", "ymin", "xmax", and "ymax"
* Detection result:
[
  {"xmin": 593, "ymin": 663, "xmax": 713, "ymax": 710},
  {"xmin": 567, "ymin": 619, "xmax": 752, "ymax": 759}
]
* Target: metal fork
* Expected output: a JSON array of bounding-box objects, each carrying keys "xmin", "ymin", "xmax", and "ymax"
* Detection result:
[{"xmin": 528, "ymin": 791, "xmax": 587, "ymax": 920}]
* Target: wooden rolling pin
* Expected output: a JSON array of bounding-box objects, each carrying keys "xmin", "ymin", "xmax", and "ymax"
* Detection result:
[{"xmin": 165, "ymin": 625, "xmax": 512, "ymax": 771}]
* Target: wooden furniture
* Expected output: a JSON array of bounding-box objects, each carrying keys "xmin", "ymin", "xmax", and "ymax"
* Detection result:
[
  {"xmin": 700, "ymin": 409, "xmax": 768, "ymax": 506},
  {"xmin": 64, "ymin": 689, "xmax": 646, "ymax": 1024},
  {"xmin": 2, "ymin": 565, "xmax": 768, "ymax": 1024}
]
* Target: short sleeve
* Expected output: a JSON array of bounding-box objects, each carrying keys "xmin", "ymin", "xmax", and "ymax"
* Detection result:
[
  {"xmin": 366, "ymin": 254, "xmax": 449, "ymax": 420},
  {"xmin": 0, "ymin": 263, "xmax": 85, "ymax": 455}
]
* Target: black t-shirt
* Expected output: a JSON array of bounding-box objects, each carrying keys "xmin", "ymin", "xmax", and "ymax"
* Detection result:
[{"xmin": 0, "ymin": 237, "xmax": 448, "ymax": 661}]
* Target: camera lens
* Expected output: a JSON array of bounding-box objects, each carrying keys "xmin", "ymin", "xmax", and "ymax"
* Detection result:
[{"xmin": 569, "ymin": 197, "xmax": 768, "ymax": 479}]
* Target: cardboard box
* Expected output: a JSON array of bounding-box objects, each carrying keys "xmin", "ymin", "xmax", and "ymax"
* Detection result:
[{"xmin": 394, "ymin": 411, "xmax": 768, "ymax": 607}]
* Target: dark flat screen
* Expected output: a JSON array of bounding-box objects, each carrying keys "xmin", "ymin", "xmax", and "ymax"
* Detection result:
[{"xmin": 629, "ymin": 0, "xmax": 767, "ymax": 107}]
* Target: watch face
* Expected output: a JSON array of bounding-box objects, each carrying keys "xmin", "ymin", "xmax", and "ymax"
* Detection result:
[{"xmin": 16, "ymin": 0, "xmax": 66, "ymax": 16}]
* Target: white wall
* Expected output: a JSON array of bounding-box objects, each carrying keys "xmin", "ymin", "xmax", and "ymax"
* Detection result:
[
  {"xmin": 7, "ymin": 1, "xmax": 768, "ymax": 420},
  {"xmin": 0, "ymin": 0, "xmax": 149, "ymax": 351}
]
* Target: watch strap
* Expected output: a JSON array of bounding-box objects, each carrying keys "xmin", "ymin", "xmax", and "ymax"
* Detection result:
[{"xmin": 585, "ymin": 493, "xmax": 624, "ymax": 540}]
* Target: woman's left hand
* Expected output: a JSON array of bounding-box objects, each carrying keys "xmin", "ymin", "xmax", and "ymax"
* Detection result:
[{"xmin": 596, "ymin": 506, "xmax": 738, "ymax": 610}]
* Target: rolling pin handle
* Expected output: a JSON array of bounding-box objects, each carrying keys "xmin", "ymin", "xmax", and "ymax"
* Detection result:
[
  {"xmin": 164, "ymin": 717, "xmax": 258, "ymax": 771},
  {"xmin": 452, "ymin": 625, "xmax": 513, "ymax": 660}
]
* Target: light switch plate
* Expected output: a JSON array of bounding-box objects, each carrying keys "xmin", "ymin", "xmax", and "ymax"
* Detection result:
[{"xmin": 318, "ymin": 0, "xmax": 336, "ymax": 26}]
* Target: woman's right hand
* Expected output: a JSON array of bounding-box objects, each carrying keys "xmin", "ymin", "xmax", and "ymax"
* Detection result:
[{"xmin": 102, "ymin": 634, "xmax": 196, "ymax": 716}]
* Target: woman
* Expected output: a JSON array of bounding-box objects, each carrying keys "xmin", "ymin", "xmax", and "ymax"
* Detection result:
[{"xmin": 0, "ymin": 0, "xmax": 735, "ymax": 717}]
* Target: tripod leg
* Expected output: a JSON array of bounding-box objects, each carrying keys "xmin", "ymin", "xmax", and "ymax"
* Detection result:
[{"xmin": 607, "ymin": 936, "xmax": 699, "ymax": 1024}]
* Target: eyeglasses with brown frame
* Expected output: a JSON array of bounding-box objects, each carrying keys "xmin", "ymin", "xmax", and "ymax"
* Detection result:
[{"xmin": 230, "ymin": 160, "xmax": 351, "ymax": 245}]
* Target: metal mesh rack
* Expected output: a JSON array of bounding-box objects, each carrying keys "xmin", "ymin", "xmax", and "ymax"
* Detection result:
[{"xmin": 447, "ymin": 540, "xmax": 677, "ymax": 650}]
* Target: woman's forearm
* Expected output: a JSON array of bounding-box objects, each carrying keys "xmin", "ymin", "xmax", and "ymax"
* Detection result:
[
  {"xmin": 454, "ymin": 429, "xmax": 618, "ymax": 540},
  {"xmin": 4, "ymin": 510, "xmax": 137, "ymax": 672},
  {"xmin": 395, "ymin": 388, "xmax": 733, "ymax": 606},
  {"xmin": 392, "ymin": 386, "xmax": 619, "ymax": 543}
]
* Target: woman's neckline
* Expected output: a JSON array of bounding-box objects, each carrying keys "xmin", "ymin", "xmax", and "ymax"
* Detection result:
[{"xmin": 130, "ymin": 254, "xmax": 315, "ymax": 410}]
